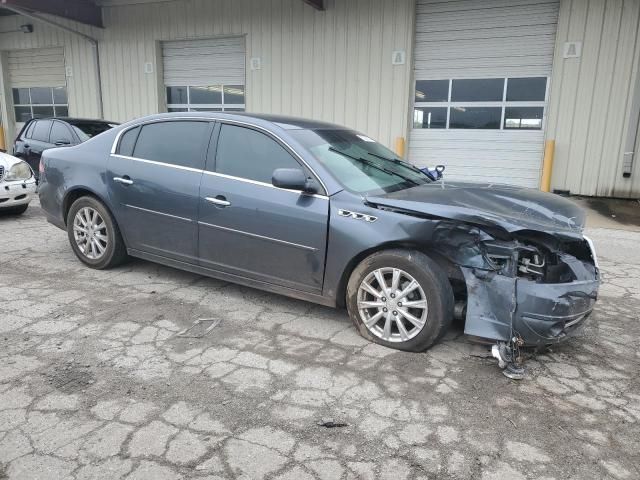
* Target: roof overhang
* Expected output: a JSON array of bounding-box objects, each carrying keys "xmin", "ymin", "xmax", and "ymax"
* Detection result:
[{"xmin": 0, "ymin": 0, "xmax": 103, "ymax": 28}]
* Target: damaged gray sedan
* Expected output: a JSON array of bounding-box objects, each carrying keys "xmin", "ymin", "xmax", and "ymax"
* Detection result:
[{"xmin": 38, "ymin": 113, "xmax": 599, "ymax": 368}]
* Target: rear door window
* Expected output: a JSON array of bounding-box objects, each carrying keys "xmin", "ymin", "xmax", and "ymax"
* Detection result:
[
  {"xmin": 214, "ymin": 124, "xmax": 302, "ymax": 183},
  {"xmin": 31, "ymin": 120, "xmax": 52, "ymax": 143},
  {"xmin": 132, "ymin": 121, "xmax": 209, "ymax": 169}
]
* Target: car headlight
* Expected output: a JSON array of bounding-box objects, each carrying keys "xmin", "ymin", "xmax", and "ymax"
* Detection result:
[{"xmin": 5, "ymin": 161, "xmax": 32, "ymax": 181}]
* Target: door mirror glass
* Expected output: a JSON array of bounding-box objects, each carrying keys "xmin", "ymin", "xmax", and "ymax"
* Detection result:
[{"xmin": 272, "ymin": 168, "xmax": 316, "ymax": 193}]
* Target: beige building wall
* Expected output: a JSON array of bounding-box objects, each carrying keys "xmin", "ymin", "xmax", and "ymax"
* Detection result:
[
  {"xmin": 547, "ymin": 0, "xmax": 640, "ymax": 198},
  {"xmin": 0, "ymin": 0, "xmax": 415, "ymax": 150}
]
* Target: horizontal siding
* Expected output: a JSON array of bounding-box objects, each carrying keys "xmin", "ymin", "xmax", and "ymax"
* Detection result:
[
  {"xmin": 409, "ymin": 130, "xmax": 544, "ymax": 187},
  {"xmin": 7, "ymin": 48, "xmax": 66, "ymax": 88},
  {"xmin": 162, "ymin": 36, "xmax": 245, "ymax": 86},
  {"xmin": 546, "ymin": 0, "xmax": 640, "ymax": 197},
  {"xmin": 415, "ymin": 0, "xmax": 560, "ymax": 79}
]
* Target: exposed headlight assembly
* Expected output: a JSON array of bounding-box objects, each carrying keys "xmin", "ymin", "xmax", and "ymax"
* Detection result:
[{"xmin": 5, "ymin": 161, "xmax": 32, "ymax": 181}]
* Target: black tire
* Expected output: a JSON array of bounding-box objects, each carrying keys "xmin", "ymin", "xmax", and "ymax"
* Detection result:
[
  {"xmin": 346, "ymin": 249, "xmax": 454, "ymax": 352},
  {"xmin": 66, "ymin": 196, "xmax": 128, "ymax": 269},
  {"xmin": 2, "ymin": 203, "xmax": 29, "ymax": 215}
]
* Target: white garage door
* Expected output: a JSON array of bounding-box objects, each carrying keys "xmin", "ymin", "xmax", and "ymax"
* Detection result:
[
  {"xmin": 162, "ymin": 37, "xmax": 246, "ymax": 112},
  {"xmin": 409, "ymin": 0, "xmax": 560, "ymax": 187},
  {"xmin": 8, "ymin": 47, "xmax": 68, "ymax": 130}
]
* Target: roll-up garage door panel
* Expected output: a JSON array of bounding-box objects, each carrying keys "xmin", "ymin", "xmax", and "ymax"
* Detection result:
[
  {"xmin": 162, "ymin": 37, "xmax": 245, "ymax": 86},
  {"xmin": 414, "ymin": 0, "xmax": 559, "ymax": 79},
  {"xmin": 7, "ymin": 48, "xmax": 66, "ymax": 88}
]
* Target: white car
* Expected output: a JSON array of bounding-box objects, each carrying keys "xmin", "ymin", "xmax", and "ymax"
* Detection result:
[{"xmin": 0, "ymin": 151, "xmax": 37, "ymax": 215}]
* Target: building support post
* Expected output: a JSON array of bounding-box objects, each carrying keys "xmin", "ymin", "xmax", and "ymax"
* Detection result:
[{"xmin": 541, "ymin": 140, "xmax": 555, "ymax": 192}]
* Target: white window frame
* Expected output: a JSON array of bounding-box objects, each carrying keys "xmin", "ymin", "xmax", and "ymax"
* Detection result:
[
  {"xmin": 12, "ymin": 86, "xmax": 69, "ymax": 122},
  {"xmin": 166, "ymin": 84, "xmax": 245, "ymax": 112},
  {"xmin": 413, "ymin": 77, "xmax": 549, "ymax": 131}
]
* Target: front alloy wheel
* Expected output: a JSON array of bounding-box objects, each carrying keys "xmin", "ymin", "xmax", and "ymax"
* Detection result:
[
  {"xmin": 357, "ymin": 268, "xmax": 428, "ymax": 342},
  {"xmin": 346, "ymin": 249, "xmax": 454, "ymax": 352}
]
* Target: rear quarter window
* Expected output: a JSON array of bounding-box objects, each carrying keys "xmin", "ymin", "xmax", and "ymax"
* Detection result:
[{"xmin": 117, "ymin": 126, "xmax": 140, "ymax": 157}]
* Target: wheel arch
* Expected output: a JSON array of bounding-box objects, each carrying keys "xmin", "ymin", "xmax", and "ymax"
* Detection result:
[
  {"xmin": 335, "ymin": 241, "xmax": 461, "ymax": 309},
  {"xmin": 62, "ymin": 187, "xmax": 113, "ymax": 226}
]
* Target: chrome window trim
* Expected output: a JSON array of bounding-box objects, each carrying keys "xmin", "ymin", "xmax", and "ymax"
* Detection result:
[
  {"xmin": 110, "ymin": 153, "xmax": 328, "ymax": 200},
  {"xmin": 198, "ymin": 221, "xmax": 317, "ymax": 251},
  {"xmin": 123, "ymin": 204, "xmax": 193, "ymax": 222},
  {"xmin": 111, "ymin": 154, "xmax": 203, "ymax": 174},
  {"xmin": 202, "ymin": 170, "xmax": 328, "ymax": 200},
  {"xmin": 109, "ymin": 116, "xmax": 329, "ymax": 195}
]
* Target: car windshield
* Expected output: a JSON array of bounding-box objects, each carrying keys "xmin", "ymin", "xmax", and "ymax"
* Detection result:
[
  {"xmin": 289, "ymin": 129, "xmax": 431, "ymax": 195},
  {"xmin": 68, "ymin": 121, "xmax": 118, "ymax": 142}
]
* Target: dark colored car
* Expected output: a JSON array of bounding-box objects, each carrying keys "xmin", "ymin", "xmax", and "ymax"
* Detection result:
[
  {"xmin": 13, "ymin": 117, "xmax": 118, "ymax": 178},
  {"xmin": 38, "ymin": 113, "xmax": 599, "ymax": 356}
]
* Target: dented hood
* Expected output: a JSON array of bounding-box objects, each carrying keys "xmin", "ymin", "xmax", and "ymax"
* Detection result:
[{"xmin": 366, "ymin": 181, "xmax": 586, "ymax": 238}]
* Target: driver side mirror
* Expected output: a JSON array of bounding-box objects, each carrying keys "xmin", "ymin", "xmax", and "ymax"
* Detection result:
[{"xmin": 272, "ymin": 168, "xmax": 318, "ymax": 194}]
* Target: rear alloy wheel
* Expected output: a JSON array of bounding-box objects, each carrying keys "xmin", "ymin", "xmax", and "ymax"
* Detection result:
[
  {"xmin": 346, "ymin": 249, "xmax": 454, "ymax": 352},
  {"xmin": 67, "ymin": 196, "xmax": 128, "ymax": 269}
]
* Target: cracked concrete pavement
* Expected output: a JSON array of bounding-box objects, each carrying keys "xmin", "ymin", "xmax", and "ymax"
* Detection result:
[{"xmin": 0, "ymin": 200, "xmax": 639, "ymax": 480}]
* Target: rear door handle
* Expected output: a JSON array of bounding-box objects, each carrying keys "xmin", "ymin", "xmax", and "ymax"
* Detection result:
[
  {"xmin": 113, "ymin": 176, "xmax": 133, "ymax": 185},
  {"xmin": 205, "ymin": 196, "xmax": 231, "ymax": 207}
]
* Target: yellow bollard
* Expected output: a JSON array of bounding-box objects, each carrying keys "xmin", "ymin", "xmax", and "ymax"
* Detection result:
[
  {"xmin": 394, "ymin": 136, "xmax": 405, "ymax": 159},
  {"xmin": 0, "ymin": 125, "xmax": 5, "ymax": 152},
  {"xmin": 540, "ymin": 139, "xmax": 555, "ymax": 192}
]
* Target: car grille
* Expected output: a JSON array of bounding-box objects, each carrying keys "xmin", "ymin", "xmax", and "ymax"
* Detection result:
[{"xmin": 0, "ymin": 165, "xmax": 4, "ymax": 181}]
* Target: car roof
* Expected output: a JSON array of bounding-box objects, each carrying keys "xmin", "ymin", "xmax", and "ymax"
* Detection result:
[
  {"xmin": 122, "ymin": 112, "xmax": 350, "ymax": 131},
  {"xmin": 29, "ymin": 117, "xmax": 118, "ymax": 124}
]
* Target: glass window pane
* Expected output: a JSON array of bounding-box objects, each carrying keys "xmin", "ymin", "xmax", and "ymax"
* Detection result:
[
  {"xmin": 133, "ymin": 121, "xmax": 209, "ymax": 169},
  {"xmin": 506, "ymin": 77, "xmax": 547, "ymax": 102},
  {"xmin": 449, "ymin": 107, "xmax": 501, "ymax": 129},
  {"xmin": 168, "ymin": 107, "xmax": 188, "ymax": 112},
  {"xmin": 118, "ymin": 126, "xmax": 140, "ymax": 156},
  {"xmin": 451, "ymin": 79, "xmax": 504, "ymax": 102},
  {"xmin": 53, "ymin": 87, "xmax": 68, "ymax": 105},
  {"xmin": 504, "ymin": 107, "xmax": 544, "ymax": 130},
  {"xmin": 54, "ymin": 106, "xmax": 69, "ymax": 117},
  {"xmin": 189, "ymin": 86, "xmax": 222, "ymax": 104},
  {"xmin": 215, "ymin": 124, "xmax": 301, "ymax": 182},
  {"xmin": 32, "ymin": 106, "xmax": 55, "ymax": 118},
  {"xmin": 415, "ymin": 80, "xmax": 449, "ymax": 102},
  {"xmin": 14, "ymin": 106, "xmax": 32, "ymax": 123},
  {"xmin": 223, "ymin": 85, "xmax": 245, "ymax": 104},
  {"xmin": 166, "ymin": 86, "xmax": 188, "ymax": 105},
  {"xmin": 32, "ymin": 120, "xmax": 52, "ymax": 142},
  {"xmin": 24, "ymin": 120, "xmax": 36, "ymax": 138},
  {"xmin": 50, "ymin": 122, "xmax": 73, "ymax": 144},
  {"xmin": 13, "ymin": 88, "xmax": 30, "ymax": 105},
  {"xmin": 223, "ymin": 107, "xmax": 244, "ymax": 112},
  {"xmin": 413, "ymin": 107, "xmax": 447, "ymax": 129},
  {"xmin": 190, "ymin": 107, "xmax": 222, "ymax": 112},
  {"xmin": 30, "ymin": 87, "xmax": 53, "ymax": 105}
]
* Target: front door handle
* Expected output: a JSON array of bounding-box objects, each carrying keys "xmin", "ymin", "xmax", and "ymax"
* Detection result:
[
  {"xmin": 205, "ymin": 196, "xmax": 231, "ymax": 207},
  {"xmin": 113, "ymin": 176, "xmax": 133, "ymax": 185}
]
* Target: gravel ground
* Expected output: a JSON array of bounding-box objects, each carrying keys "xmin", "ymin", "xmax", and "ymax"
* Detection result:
[{"xmin": 0, "ymin": 200, "xmax": 638, "ymax": 480}]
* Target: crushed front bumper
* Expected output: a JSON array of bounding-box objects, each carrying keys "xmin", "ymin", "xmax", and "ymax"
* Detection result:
[
  {"xmin": 0, "ymin": 178, "xmax": 37, "ymax": 208},
  {"xmin": 461, "ymin": 256, "xmax": 599, "ymax": 347}
]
